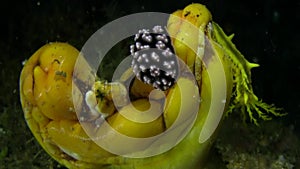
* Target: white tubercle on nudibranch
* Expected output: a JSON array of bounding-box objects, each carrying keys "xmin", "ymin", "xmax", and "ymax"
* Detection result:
[{"xmin": 130, "ymin": 25, "xmax": 179, "ymax": 91}]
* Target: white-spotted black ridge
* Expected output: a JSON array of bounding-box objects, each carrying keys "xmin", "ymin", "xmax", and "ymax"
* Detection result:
[{"xmin": 130, "ymin": 25, "xmax": 179, "ymax": 91}]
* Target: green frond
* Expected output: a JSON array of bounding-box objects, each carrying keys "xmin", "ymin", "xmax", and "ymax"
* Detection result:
[{"xmin": 212, "ymin": 22, "xmax": 286, "ymax": 125}]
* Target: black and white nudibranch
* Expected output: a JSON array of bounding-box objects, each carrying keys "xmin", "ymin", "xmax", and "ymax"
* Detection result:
[{"xmin": 130, "ymin": 25, "xmax": 179, "ymax": 91}]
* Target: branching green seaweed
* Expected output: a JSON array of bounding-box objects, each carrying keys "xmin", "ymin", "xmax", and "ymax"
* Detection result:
[{"xmin": 212, "ymin": 22, "xmax": 287, "ymax": 125}]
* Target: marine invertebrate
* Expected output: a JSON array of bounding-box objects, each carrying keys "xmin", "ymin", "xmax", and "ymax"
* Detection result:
[
  {"xmin": 19, "ymin": 3, "xmax": 284, "ymax": 169},
  {"xmin": 130, "ymin": 26, "xmax": 178, "ymax": 91}
]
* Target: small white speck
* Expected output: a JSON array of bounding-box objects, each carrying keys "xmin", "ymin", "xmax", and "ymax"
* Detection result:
[
  {"xmin": 79, "ymin": 116, "xmax": 85, "ymax": 122},
  {"xmin": 156, "ymin": 41, "xmax": 165, "ymax": 49},
  {"xmin": 155, "ymin": 80, "xmax": 161, "ymax": 85},
  {"xmin": 153, "ymin": 25, "xmax": 164, "ymax": 33},
  {"xmin": 151, "ymin": 68, "xmax": 160, "ymax": 76},
  {"xmin": 143, "ymin": 76, "xmax": 151, "ymax": 84},
  {"xmin": 133, "ymin": 65, "xmax": 138, "ymax": 73},
  {"xmin": 156, "ymin": 34, "xmax": 168, "ymax": 43},
  {"xmin": 162, "ymin": 48, "xmax": 173, "ymax": 57},
  {"xmin": 166, "ymin": 70, "xmax": 176, "ymax": 78},
  {"xmin": 133, "ymin": 52, "xmax": 139, "ymax": 58},
  {"xmin": 139, "ymin": 65, "xmax": 146, "ymax": 71},
  {"xmin": 137, "ymin": 55, "xmax": 142, "ymax": 62},
  {"xmin": 136, "ymin": 42, "xmax": 141, "ymax": 49},
  {"xmin": 136, "ymin": 73, "xmax": 141, "ymax": 79},
  {"xmin": 85, "ymin": 90, "xmax": 97, "ymax": 108},
  {"xmin": 221, "ymin": 99, "xmax": 226, "ymax": 103},
  {"xmin": 130, "ymin": 49, "xmax": 135, "ymax": 55},
  {"xmin": 142, "ymin": 53, "xmax": 147, "ymax": 58},
  {"xmin": 142, "ymin": 45, "xmax": 150, "ymax": 49},
  {"xmin": 163, "ymin": 61, "xmax": 171, "ymax": 69},
  {"xmin": 139, "ymin": 29, "xmax": 150, "ymax": 34},
  {"xmin": 22, "ymin": 59, "xmax": 27, "ymax": 66},
  {"xmin": 172, "ymin": 70, "xmax": 176, "ymax": 77},
  {"xmin": 150, "ymin": 65, "xmax": 156, "ymax": 70},
  {"xmin": 150, "ymin": 68, "xmax": 159, "ymax": 76},
  {"xmin": 166, "ymin": 70, "xmax": 172, "ymax": 76},
  {"xmin": 95, "ymin": 117, "xmax": 105, "ymax": 128},
  {"xmin": 161, "ymin": 78, "xmax": 167, "ymax": 85},
  {"xmin": 131, "ymin": 59, "xmax": 135, "ymax": 66},
  {"xmin": 142, "ymin": 34, "xmax": 153, "ymax": 42},
  {"xmin": 134, "ymin": 33, "xmax": 140, "ymax": 41},
  {"xmin": 130, "ymin": 44, "xmax": 135, "ymax": 49},
  {"xmin": 151, "ymin": 52, "xmax": 160, "ymax": 62}
]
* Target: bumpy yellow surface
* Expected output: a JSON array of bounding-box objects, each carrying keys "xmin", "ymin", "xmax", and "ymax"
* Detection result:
[{"xmin": 20, "ymin": 43, "xmax": 114, "ymax": 168}]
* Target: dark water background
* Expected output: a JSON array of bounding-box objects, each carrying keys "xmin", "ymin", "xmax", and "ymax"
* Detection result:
[{"xmin": 0, "ymin": 0, "xmax": 299, "ymax": 168}]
